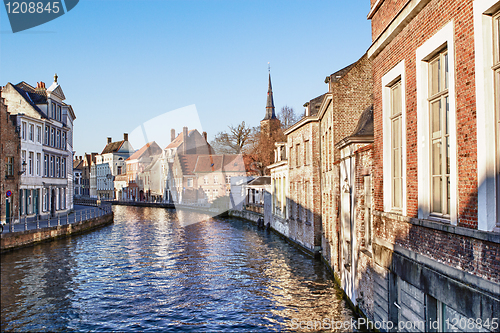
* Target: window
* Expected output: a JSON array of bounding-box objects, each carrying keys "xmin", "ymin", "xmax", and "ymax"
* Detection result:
[
  {"xmin": 21, "ymin": 122, "xmax": 26, "ymax": 140},
  {"xmin": 495, "ymin": 11, "xmax": 500, "ymax": 230},
  {"xmin": 391, "ymin": 80, "xmax": 403, "ymax": 210},
  {"xmin": 36, "ymin": 153, "xmax": 41, "ymax": 176},
  {"xmin": 21, "ymin": 150, "xmax": 26, "ymax": 169},
  {"xmin": 50, "ymin": 128, "xmax": 55, "ymax": 147},
  {"xmin": 56, "ymin": 130, "xmax": 61, "ymax": 148},
  {"xmin": 364, "ymin": 176, "xmax": 372, "ymax": 251},
  {"xmin": 382, "ymin": 61, "xmax": 406, "ymax": 215},
  {"xmin": 187, "ymin": 178, "xmax": 193, "ymax": 187},
  {"xmin": 62, "ymin": 132, "xmax": 66, "ymax": 149},
  {"xmin": 429, "ymin": 49, "xmax": 450, "ymax": 216},
  {"xmin": 416, "ymin": 22, "xmax": 456, "ymax": 223},
  {"xmin": 36, "ymin": 126, "xmax": 41, "ymax": 143},
  {"xmin": 62, "ymin": 158, "xmax": 66, "ymax": 177},
  {"xmin": 6, "ymin": 157, "xmax": 14, "ymax": 176},
  {"xmin": 50, "ymin": 156, "xmax": 54, "ymax": 177},
  {"xmin": 296, "ymin": 144, "xmax": 300, "ymax": 167},
  {"xmin": 56, "ymin": 157, "xmax": 60, "ymax": 178},
  {"xmin": 204, "ymin": 176, "xmax": 208, "ymax": 185},
  {"xmin": 289, "ymin": 147, "xmax": 293, "ymax": 167},
  {"xmin": 29, "ymin": 124, "xmax": 34, "ymax": 141},
  {"xmin": 305, "ymin": 141, "xmax": 311, "ymax": 165},
  {"xmin": 51, "ymin": 103, "xmax": 56, "ymax": 119},
  {"xmin": 214, "ymin": 175, "xmax": 218, "ymax": 184},
  {"xmin": 225, "ymin": 175, "xmax": 231, "ymax": 184},
  {"xmin": 44, "ymin": 126, "xmax": 49, "ymax": 145},
  {"xmin": 57, "ymin": 105, "xmax": 62, "ymax": 122},
  {"xmin": 44, "ymin": 155, "xmax": 48, "ymax": 177}
]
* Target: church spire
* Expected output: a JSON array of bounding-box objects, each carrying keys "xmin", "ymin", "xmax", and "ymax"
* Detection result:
[{"xmin": 264, "ymin": 65, "xmax": 276, "ymax": 120}]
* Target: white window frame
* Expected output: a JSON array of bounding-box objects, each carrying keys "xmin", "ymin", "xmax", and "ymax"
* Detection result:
[
  {"xmin": 416, "ymin": 21, "xmax": 458, "ymax": 224},
  {"xmin": 382, "ymin": 60, "xmax": 407, "ymax": 215},
  {"xmin": 474, "ymin": 0, "xmax": 500, "ymax": 232}
]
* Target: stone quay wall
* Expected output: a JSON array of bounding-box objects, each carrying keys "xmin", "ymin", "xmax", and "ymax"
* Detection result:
[{"xmin": 1, "ymin": 212, "xmax": 114, "ymax": 253}]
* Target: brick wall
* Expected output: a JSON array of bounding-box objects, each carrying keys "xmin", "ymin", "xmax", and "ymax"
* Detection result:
[
  {"xmin": 371, "ymin": 0, "xmax": 478, "ymax": 227},
  {"xmin": 287, "ymin": 120, "xmax": 321, "ymax": 251},
  {"xmin": 0, "ymin": 96, "xmax": 20, "ymax": 223},
  {"xmin": 320, "ymin": 53, "xmax": 373, "ymax": 273},
  {"xmin": 370, "ymin": 0, "xmax": 499, "ymax": 292}
]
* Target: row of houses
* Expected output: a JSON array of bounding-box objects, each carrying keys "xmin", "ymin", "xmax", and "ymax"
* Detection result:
[
  {"xmin": 73, "ymin": 127, "xmax": 259, "ymax": 206},
  {"xmin": 265, "ymin": 0, "xmax": 500, "ymax": 330},
  {"xmin": 1, "ymin": 76, "xmax": 76, "ymax": 222}
]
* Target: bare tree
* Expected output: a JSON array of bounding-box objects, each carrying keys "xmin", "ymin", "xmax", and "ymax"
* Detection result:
[
  {"xmin": 210, "ymin": 121, "xmax": 254, "ymax": 154},
  {"xmin": 277, "ymin": 105, "xmax": 300, "ymax": 130}
]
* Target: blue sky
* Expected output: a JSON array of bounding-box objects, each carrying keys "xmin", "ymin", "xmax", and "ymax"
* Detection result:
[{"xmin": 1, "ymin": 0, "xmax": 372, "ymax": 155}]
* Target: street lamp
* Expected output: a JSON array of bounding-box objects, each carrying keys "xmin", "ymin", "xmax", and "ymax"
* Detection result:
[{"xmin": 18, "ymin": 161, "xmax": 27, "ymax": 175}]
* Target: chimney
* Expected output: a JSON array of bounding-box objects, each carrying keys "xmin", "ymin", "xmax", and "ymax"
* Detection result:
[
  {"xmin": 202, "ymin": 131, "xmax": 207, "ymax": 142},
  {"xmin": 107, "ymin": 137, "xmax": 112, "ymax": 144},
  {"xmin": 124, "ymin": 133, "xmax": 128, "ymax": 141},
  {"xmin": 182, "ymin": 126, "xmax": 188, "ymax": 155},
  {"xmin": 304, "ymin": 102, "xmax": 310, "ymax": 117},
  {"xmin": 171, "ymin": 129, "xmax": 175, "ymax": 142}
]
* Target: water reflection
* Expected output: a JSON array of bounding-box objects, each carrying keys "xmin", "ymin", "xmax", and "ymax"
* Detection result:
[{"xmin": 1, "ymin": 205, "xmax": 354, "ymax": 332}]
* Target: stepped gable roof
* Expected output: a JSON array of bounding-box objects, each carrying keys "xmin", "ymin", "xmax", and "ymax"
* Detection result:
[
  {"xmin": 166, "ymin": 129, "xmax": 195, "ymax": 149},
  {"xmin": 309, "ymin": 93, "xmax": 326, "ymax": 116},
  {"xmin": 101, "ymin": 140, "xmax": 125, "ymax": 154},
  {"xmin": 178, "ymin": 154, "xmax": 199, "ymax": 175},
  {"xmin": 350, "ymin": 105, "xmax": 374, "ymax": 138},
  {"xmin": 127, "ymin": 141, "xmax": 162, "ymax": 161}
]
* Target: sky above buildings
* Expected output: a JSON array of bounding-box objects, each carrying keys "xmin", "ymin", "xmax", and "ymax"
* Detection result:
[{"xmin": 0, "ymin": 0, "xmax": 372, "ymax": 155}]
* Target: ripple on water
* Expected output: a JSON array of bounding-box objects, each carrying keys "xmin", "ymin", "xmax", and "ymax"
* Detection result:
[{"xmin": 1, "ymin": 205, "xmax": 355, "ymax": 332}]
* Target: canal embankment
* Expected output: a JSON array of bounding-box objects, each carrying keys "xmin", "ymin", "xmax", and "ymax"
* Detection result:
[{"xmin": 1, "ymin": 210, "xmax": 113, "ymax": 253}]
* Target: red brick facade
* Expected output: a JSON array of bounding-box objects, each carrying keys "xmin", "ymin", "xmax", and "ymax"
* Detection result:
[{"xmin": 0, "ymin": 97, "xmax": 21, "ymax": 224}]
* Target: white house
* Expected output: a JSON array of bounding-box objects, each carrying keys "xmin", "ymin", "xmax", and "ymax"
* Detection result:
[{"xmin": 2, "ymin": 75, "xmax": 76, "ymax": 217}]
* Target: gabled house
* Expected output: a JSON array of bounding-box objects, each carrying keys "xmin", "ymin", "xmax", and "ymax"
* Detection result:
[
  {"xmin": 123, "ymin": 141, "xmax": 162, "ymax": 201},
  {"xmin": 94, "ymin": 133, "xmax": 134, "ymax": 199},
  {"xmin": 2, "ymin": 75, "xmax": 76, "ymax": 217}
]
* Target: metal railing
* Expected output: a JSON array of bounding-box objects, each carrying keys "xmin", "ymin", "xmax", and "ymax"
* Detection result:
[{"xmin": 1, "ymin": 205, "xmax": 112, "ymax": 234}]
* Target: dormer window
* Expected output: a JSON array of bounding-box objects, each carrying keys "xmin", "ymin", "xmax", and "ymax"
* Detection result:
[
  {"xmin": 51, "ymin": 103, "xmax": 56, "ymax": 119},
  {"xmin": 57, "ymin": 105, "xmax": 62, "ymax": 122}
]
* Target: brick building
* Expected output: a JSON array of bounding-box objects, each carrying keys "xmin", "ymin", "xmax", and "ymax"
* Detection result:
[
  {"xmin": 0, "ymin": 97, "xmax": 20, "ymax": 224},
  {"xmin": 368, "ymin": 0, "xmax": 500, "ymax": 329},
  {"xmin": 318, "ymin": 53, "xmax": 373, "ymax": 278}
]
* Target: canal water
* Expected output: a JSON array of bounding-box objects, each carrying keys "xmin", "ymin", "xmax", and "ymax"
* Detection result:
[{"xmin": 1, "ymin": 206, "xmax": 355, "ymax": 332}]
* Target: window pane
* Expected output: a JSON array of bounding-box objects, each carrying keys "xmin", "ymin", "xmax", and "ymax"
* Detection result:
[
  {"xmin": 391, "ymin": 82, "xmax": 402, "ymax": 116},
  {"xmin": 433, "ymin": 176, "xmax": 442, "ymax": 213},
  {"xmin": 432, "ymin": 141, "xmax": 442, "ymax": 176},
  {"xmin": 430, "ymin": 58, "xmax": 440, "ymax": 95},
  {"xmin": 447, "ymin": 176, "xmax": 450, "ymax": 215},
  {"xmin": 444, "ymin": 53, "xmax": 449, "ymax": 90},
  {"xmin": 445, "ymin": 96, "xmax": 449, "ymax": 135},
  {"xmin": 431, "ymin": 100, "xmax": 441, "ymax": 136},
  {"xmin": 446, "ymin": 136, "xmax": 450, "ymax": 175}
]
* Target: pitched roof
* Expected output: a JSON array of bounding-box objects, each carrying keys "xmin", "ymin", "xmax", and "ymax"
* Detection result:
[
  {"xmin": 350, "ymin": 105, "xmax": 374, "ymax": 138},
  {"xmin": 309, "ymin": 94, "xmax": 326, "ymax": 116},
  {"xmin": 73, "ymin": 159, "xmax": 84, "ymax": 170},
  {"xmin": 12, "ymin": 82, "xmax": 48, "ymax": 117},
  {"xmin": 329, "ymin": 63, "xmax": 356, "ymax": 83},
  {"xmin": 248, "ymin": 176, "xmax": 271, "ymax": 186},
  {"xmin": 127, "ymin": 141, "xmax": 162, "ymax": 161},
  {"xmin": 101, "ymin": 140, "xmax": 125, "ymax": 154},
  {"xmin": 192, "ymin": 154, "xmax": 247, "ymax": 173}
]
